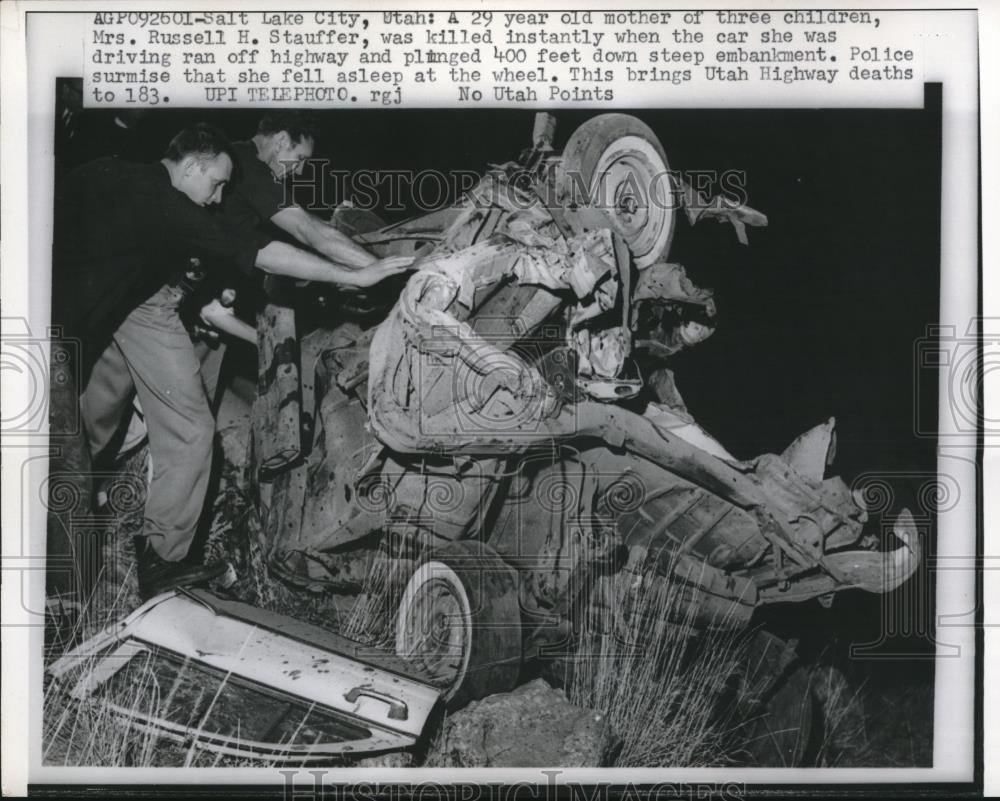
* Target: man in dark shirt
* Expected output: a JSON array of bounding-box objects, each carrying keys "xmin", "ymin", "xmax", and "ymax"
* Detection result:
[
  {"xmin": 52, "ymin": 124, "xmax": 412, "ymax": 599},
  {"xmin": 54, "ymin": 157, "xmax": 252, "ymax": 380},
  {"xmin": 222, "ymin": 112, "xmax": 380, "ymax": 268}
]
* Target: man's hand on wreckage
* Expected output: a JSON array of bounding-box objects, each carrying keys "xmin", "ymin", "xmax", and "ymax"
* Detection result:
[{"xmin": 347, "ymin": 254, "xmax": 417, "ymax": 288}]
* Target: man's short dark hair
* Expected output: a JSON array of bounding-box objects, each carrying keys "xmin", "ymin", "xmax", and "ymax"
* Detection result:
[
  {"xmin": 163, "ymin": 123, "xmax": 233, "ymax": 164},
  {"xmin": 257, "ymin": 111, "xmax": 318, "ymax": 144}
]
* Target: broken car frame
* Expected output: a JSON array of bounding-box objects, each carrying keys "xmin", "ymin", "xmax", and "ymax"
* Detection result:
[
  {"xmin": 256, "ymin": 112, "xmax": 919, "ymax": 700},
  {"xmin": 53, "ymin": 113, "xmax": 921, "ymax": 762}
]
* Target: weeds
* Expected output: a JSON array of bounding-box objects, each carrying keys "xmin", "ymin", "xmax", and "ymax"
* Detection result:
[
  {"xmin": 43, "ymin": 586, "xmax": 184, "ymax": 767},
  {"xmin": 342, "ymin": 547, "xmax": 414, "ymax": 647},
  {"xmin": 565, "ymin": 557, "xmax": 753, "ymax": 767},
  {"xmin": 733, "ymin": 630, "xmax": 813, "ymax": 766},
  {"xmin": 809, "ymin": 664, "xmax": 869, "ymax": 766}
]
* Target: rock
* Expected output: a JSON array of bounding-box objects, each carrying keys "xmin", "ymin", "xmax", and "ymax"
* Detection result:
[
  {"xmin": 424, "ymin": 678, "xmax": 618, "ymax": 767},
  {"xmin": 354, "ymin": 751, "xmax": 414, "ymax": 768}
]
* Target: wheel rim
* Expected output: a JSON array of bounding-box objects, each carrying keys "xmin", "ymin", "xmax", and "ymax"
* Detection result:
[
  {"xmin": 396, "ymin": 563, "xmax": 472, "ymax": 698},
  {"xmin": 590, "ymin": 135, "xmax": 673, "ymax": 269}
]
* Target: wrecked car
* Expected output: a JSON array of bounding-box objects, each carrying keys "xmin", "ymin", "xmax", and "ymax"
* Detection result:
[
  {"xmin": 54, "ymin": 113, "xmax": 921, "ymax": 763},
  {"xmin": 248, "ymin": 113, "xmax": 921, "ymax": 703}
]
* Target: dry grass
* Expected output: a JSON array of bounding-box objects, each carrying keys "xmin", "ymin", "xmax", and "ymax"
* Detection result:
[
  {"xmin": 341, "ymin": 548, "xmax": 415, "ymax": 647},
  {"xmin": 44, "ymin": 580, "xmax": 183, "ymax": 766},
  {"xmin": 809, "ymin": 664, "xmax": 869, "ymax": 766},
  {"xmin": 566, "ymin": 561, "xmax": 752, "ymax": 767}
]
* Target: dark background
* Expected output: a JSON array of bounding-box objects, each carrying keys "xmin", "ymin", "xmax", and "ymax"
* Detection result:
[{"xmin": 55, "ymin": 84, "xmax": 945, "ymax": 758}]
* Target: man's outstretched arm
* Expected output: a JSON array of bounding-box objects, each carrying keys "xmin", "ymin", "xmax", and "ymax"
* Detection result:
[
  {"xmin": 271, "ymin": 206, "xmax": 377, "ymax": 269},
  {"xmin": 254, "ymin": 240, "xmax": 412, "ymax": 287},
  {"xmin": 170, "ymin": 190, "xmax": 412, "ymax": 288}
]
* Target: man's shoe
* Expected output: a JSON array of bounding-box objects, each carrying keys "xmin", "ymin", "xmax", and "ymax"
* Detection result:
[{"xmin": 134, "ymin": 537, "xmax": 229, "ymax": 600}]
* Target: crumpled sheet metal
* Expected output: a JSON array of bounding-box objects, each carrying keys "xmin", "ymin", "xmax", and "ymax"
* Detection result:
[
  {"xmin": 417, "ymin": 172, "xmax": 625, "ymax": 336},
  {"xmin": 369, "ymin": 366, "xmax": 918, "ymax": 599},
  {"xmin": 366, "ymin": 214, "xmax": 629, "ymax": 455},
  {"xmin": 509, "ymin": 227, "xmax": 618, "ymax": 307},
  {"xmin": 820, "ymin": 508, "xmax": 920, "ymax": 593},
  {"xmin": 575, "ymin": 327, "xmax": 629, "ymax": 379},
  {"xmin": 348, "ymin": 168, "xmax": 914, "ymax": 601},
  {"xmin": 413, "ymin": 219, "xmax": 620, "ymax": 324},
  {"xmin": 631, "ymin": 262, "xmax": 716, "ymax": 318},
  {"xmin": 781, "ymin": 417, "xmax": 836, "ymax": 484},
  {"xmin": 368, "ymin": 297, "xmax": 561, "ymax": 456},
  {"xmin": 678, "ymin": 178, "xmax": 769, "ymax": 246},
  {"xmin": 746, "ymin": 453, "xmax": 865, "ymax": 562},
  {"xmin": 643, "ymin": 401, "xmax": 736, "ymax": 462}
]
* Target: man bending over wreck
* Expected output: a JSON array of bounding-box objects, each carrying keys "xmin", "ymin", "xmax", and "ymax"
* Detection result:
[
  {"xmin": 52, "ymin": 123, "xmax": 413, "ymax": 600},
  {"xmin": 220, "ymin": 111, "xmax": 379, "ymax": 268}
]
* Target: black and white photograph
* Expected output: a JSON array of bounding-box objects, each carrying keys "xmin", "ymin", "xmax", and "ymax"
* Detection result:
[
  {"xmin": 38, "ymin": 89, "xmax": 946, "ymax": 766},
  {"xmin": 0, "ymin": 2, "xmax": 992, "ymax": 797}
]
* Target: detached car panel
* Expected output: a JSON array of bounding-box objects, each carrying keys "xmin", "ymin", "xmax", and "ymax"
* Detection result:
[{"xmin": 47, "ymin": 589, "xmax": 441, "ymax": 761}]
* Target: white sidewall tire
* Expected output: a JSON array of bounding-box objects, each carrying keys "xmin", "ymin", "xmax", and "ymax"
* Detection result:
[
  {"xmin": 590, "ymin": 134, "xmax": 673, "ymax": 269},
  {"xmin": 395, "ymin": 560, "xmax": 473, "ymax": 702},
  {"xmin": 560, "ymin": 113, "xmax": 675, "ymax": 269}
]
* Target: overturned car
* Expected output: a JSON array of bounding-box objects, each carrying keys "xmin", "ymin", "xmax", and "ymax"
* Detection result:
[
  {"xmin": 250, "ymin": 113, "xmax": 919, "ymax": 699},
  {"xmin": 53, "ymin": 113, "xmax": 921, "ymax": 764}
]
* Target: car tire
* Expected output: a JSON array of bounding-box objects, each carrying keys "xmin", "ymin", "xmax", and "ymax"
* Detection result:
[
  {"xmin": 559, "ymin": 113, "xmax": 675, "ymax": 269},
  {"xmin": 395, "ymin": 540, "xmax": 522, "ymax": 709}
]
